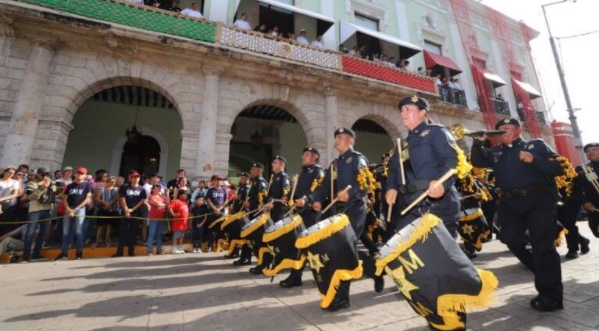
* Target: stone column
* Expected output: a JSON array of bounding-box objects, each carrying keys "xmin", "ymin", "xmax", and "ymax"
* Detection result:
[
  {"xmin": 195, "ymin": 68, "xmax": 221, "ymax": 179},
  {"xmin": 1, "ymin": 40, "xmax": 57, "ymax": 167},
  {"xmin": 324, "ymin": 87, "xmax": 339, "ymax": 166}
]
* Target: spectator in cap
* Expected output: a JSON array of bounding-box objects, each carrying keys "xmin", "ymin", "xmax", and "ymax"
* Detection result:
[
  {"xmin": 202, "ymin": 175, "xmax": 228, "ymax": 252},
  {"xmin": 62, "ymin": 166, "xmax": 74, "ymax": 185},
  {"xmin": 113, "ymin": 171, "xmax": 147, "ymax": 257},
  {"xmin": 168, "ymin": 188, "xmax": 190, "ymax": 254},
  {"xmin": 54, "ymin": 167, "xmax": 92, "ymax": 261},
  {"xmin": 18, "ymin": 167, "xmax": 57, "ymax": 262},
  {"xmin": 296, "ymin": 29, "xmax": 309, "ymax": 44}
]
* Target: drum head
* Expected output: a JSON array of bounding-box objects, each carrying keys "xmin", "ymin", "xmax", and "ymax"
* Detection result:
[
  {"xmin": 300, "ymin": 214, "xmax": 346, "ymax": 237},
  {"xmin": 265, "ymin": 215, "xmax": 297, "ymax": 233}
]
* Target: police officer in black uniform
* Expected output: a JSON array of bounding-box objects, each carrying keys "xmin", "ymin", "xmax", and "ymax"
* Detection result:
[
  {"xmin": 279, "ymin": 146, "xmax": 325, "ymax": 288},
  {"xmin": 313, "ymin": 128, "xmax": 384, "ymax": 312},
  {"xmin": 573, "ymin": 142, "xmax": 599, "ymax": 239},
  {"xmin": 233, "ymin": 164, "xmax": 268, "ymax": 267},
  {"xmin": 263, "ymin": 155, "xmax": 291, "ymax": 223},
  {"xmin": 225, "ymin": 172, "xmax": 251, "ymax": 259},
  {"xmin": 385, "ymin": 96, "xmax": 460, "ymax": 238},
  {"xmin": 471, "ymin": 117, "xmax": 564, "ymax": 312}
]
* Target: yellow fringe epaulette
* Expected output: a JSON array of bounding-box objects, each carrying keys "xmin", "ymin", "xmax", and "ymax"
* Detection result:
[{"xmin": 554, "ymin": 156, "xmax": 577, "ymax": 197}]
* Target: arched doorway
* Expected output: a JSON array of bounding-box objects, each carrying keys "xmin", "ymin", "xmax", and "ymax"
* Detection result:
[
  {"xmin": 120, "ymin": 135, "xmax": 161, "ymax": 177},
  {"xmin": 229, "ymin": 104, "xmax": 308, "ymax": 177},
  {"xmin": 63, "ymin": 85, "xmax": 183, "ymax": 179},
  {"xmin": 351, "ymin": 118, "xmax": 394, "ymax": 164}
]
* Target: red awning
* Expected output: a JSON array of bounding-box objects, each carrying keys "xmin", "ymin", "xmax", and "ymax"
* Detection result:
[{"xmin": 423, "ymin": 51, "xmax": 462, "ymax": 76}]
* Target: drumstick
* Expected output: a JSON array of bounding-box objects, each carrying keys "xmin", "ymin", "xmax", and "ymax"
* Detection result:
[
  {"xmin": 288, "ymin": 174, "xmax": 299, "ymax": 203},
  {"xmin": 387, "ymin": 139, "xmax": 404, "ymax": 223},
  {"xmin": 400, "ymin": 169, "xmax": 457, "ymax": 216},
  {"xmin": 322, "ymin": 185, "xmax": 351, "ymax": 214}
]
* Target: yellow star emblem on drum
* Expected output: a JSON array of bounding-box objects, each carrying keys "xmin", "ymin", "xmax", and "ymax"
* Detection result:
[
  {"xmin": 307, "ymin": 251, "xmax": 325, "ymax": 274},
  {"xmin": 461, "ymin": 224, "xmax": 475, "ymax": 236},
  {"xmin": 387, "ymin": 266, "xmax": 419, "ymax": 300}
]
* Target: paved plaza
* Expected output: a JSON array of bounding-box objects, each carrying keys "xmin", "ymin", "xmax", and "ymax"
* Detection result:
[{"xmin": 2, "ymin": 226, "xmax": 599, "ymax": 331}]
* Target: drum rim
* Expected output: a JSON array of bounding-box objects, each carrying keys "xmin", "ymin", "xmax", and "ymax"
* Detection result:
[
  {"xmin": 295, "ymin": 214, "xmax": 350, "ymax": 249},
  {"xmin": 240, "ymin": 213, "xmax": 270, "ymax": 238},
  {"xmin": 458, "ymin": 208, "xmax": 483, "ymax": 222},
  {"xmin": 263, "ymin": 214, "xmax": 303, "ymax": 243},
  {"xmin": 221, "ymin": 211, "xmax": 247, "ymax": 230},
  {"xmin": 375, "ymin": 213, "xmax": 441, "ymax": 276}
]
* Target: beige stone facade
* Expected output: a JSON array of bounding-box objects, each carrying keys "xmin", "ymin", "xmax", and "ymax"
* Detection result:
[{"xmin": 0, "ymin": 1, "xmax": 552, "ymax": 180}]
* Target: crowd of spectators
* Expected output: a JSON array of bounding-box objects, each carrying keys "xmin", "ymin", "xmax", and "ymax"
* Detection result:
[{"xmin": 0, "ymin": 164, "xmax": 237, "ymax": 263}]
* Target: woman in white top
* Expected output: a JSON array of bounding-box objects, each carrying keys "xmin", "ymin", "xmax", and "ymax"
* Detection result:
[
  {"xmin": 0, "ymin": 166, "xmax": 20, "ymax": 211},
  {"xmin": 233, "ymin": 13, "xmax": 252, "ymax": 30}
]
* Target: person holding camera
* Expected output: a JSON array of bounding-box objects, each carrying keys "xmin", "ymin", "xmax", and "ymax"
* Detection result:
[{"xmin": 22, "ymin": 167, "xmax": 58, "ymax": 262}]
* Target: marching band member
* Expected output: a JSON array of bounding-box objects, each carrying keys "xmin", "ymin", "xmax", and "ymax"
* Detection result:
[
  {"xmin": 471, "ymin": 117, "xmax": 564, "ymax": 312},
  {"xmin": 385, "ymin": 96, "xmax": 461, "ymax": 238},
  {"xmin": 313, "ymin": 127, "xmax": 385, "ymax": 312},
  {"xmin": 279, "ymin": 147, "xmax": 324, "ymax": 288},
  {"xmin": 233, "ymin": 164, "xmax": 268, "ymax": 267},
  {"xmin": 574, "ymin": 143, "xmax": 599, "ymax": 240},
  {"xmin": 263, "ymin": 156, "xmax": 290, "ymax": 223}
]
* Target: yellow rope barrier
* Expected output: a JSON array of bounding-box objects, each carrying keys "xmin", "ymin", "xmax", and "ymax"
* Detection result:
[{"xmin": 0, "ymin": 210, "xmax": 218, "ymax": 225}]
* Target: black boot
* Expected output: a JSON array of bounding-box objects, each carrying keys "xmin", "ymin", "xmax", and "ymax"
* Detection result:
[
  {"xmin": 324, "ymin": 298, "xmax": 350, "ymax": 312},
  {"xmin": 374, "ymin": 275, "xmax": 385, "ymax": 293},
  {"xmin": 565, "ymin": 250, "xmax": 579, "ymax": 259},
  {"xmin": 233, "ymin": 258, "xmax": 251, "ymax": 266},
  {"xmin": 531, "ymin": 296, "xmax": 563, "ymax": 312},
  {"xmin": 279, "ymin": 274, "xmax": 303, "ymax": 288},
  {"xmin": 580, "ymin": 237, "xmax": 590, "ymax": 255}
]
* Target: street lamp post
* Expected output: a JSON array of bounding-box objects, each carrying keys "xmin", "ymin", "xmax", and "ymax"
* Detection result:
[{"xmin": 541, "ymin": 0, "xmax": 585, "ymax": 162}]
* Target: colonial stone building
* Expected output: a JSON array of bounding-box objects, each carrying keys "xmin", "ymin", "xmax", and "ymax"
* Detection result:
[{"xmin": 0, "ymin": 0, "xmax": 553, "ymax": 180}]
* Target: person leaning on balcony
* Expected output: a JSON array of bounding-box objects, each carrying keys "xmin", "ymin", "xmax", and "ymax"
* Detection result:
[
  {"xmin": 126, "ymin": 0, "xmax": 143, "ymax": 5},
  {"xmin": 296, "ymin": 29, "xmax": 309, "ymax": 44},
  {"xmin": 271, "ymin": 26, "xmax": 280, "ymax": 37},
  {"xmin": 435, "ymin": 74, "xmax": 442, "ymax": 86},
  {"xmin": 311, "ymin": 35, "xmax": 324, "ymax": 48},
  {"xmin": 165, "ymin": 0, "xmax": 181, "ymax": 12},
  {"xmin": 234, "ymin": 13, "xmax": 252, "ymax": 30},
  {"xmin": 181, "ymin": 2, "xmax": 203, "ymax": 18}
]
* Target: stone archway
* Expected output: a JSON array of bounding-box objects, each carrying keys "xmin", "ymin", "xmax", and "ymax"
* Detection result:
[
  {"xmin": 110, "ymin": 126, "xmax": 170, "ymax": 178},
  {"xmin": 351, "ymin": 116, "xmax": 397, "ymax": 163},
  {"xmin": 61, "ymin": 85, "xmax": 182, "ymax": 179}
]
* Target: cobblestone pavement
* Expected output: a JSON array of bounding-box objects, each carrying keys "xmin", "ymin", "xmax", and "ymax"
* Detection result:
[{"xmin": 2, "ymin": 226, "xmax": 599, "ymax": 331}]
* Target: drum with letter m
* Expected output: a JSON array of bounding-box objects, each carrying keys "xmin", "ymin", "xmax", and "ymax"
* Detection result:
[
  {"xmin": 262, "ymin": 214, "xmax": 306, "ymax": 276},
  {"xmin": 295, "ymin": 214, "xmax": 363, "ymax": 309}
]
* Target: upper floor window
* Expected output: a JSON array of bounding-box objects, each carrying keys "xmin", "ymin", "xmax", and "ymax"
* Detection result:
[
  {"xmin": 424, "ymin": 41, "xmax": 442, "ymax": 55},
  {"xmin": 355, "ymin": 13, "xmax": 379, "ymax": 31}
]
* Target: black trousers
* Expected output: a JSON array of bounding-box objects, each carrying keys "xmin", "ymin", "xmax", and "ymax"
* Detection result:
[
  {"xmin": 558, "ymin": 199, "xmax": 587, "ymax": 252},
  {"xmin": 117, "ymin": 210, "xmax": 144, "ymax": 255},
  {"xmin": 497, "ymin": 191, "xmax": 563, "ymax": 301},
  {"xmin": 481, "ymin": 200, "xmax": 498, "ymax": 235},
  {"xmin": 587, "ymin": 211, "xmax": 599, "ymax": 238},
  {"xmin": 334, "ymin": 202, "xmax": 371, "ymax": 301}
]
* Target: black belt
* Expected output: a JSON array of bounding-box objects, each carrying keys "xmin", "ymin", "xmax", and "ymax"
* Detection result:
[
  {"xmin": 501, "ymin": 185, "xmax": 548, "ymax": 199},
  {"xmin": 399, "ymin": 180, "xmax": 430, "ymax": 195}
]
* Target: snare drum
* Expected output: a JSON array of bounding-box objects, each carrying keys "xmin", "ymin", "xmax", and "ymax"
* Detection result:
[
  {"xmin": 262, "ymin": 214, "xmax": 306, "ymax": 276},
  {"xmin": 375, "ymin": 213, "xmax": 498, "ymax": 330},
  {"xmin": 220, "ymin": 212, "xmax": 249, "ymax": 256},
  {"xmin": 457, "ymin": 207, "xmax": 490, "ymax": 251},
  {"xmin": 295, "ymin": 214, "xmax": 363, "ymax": 309},
  {"xmin": 240, "ymin": 213, "xmax": 273, "ymax": 266}
]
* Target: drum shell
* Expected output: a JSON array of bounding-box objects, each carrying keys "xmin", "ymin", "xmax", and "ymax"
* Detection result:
[{"xmin": 222, "ymin": 215, "xmax": 249, "ymax": 239}]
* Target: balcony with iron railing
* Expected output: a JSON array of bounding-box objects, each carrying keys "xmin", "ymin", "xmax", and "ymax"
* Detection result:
[
  {"xmin": 11, "ymin": 0, "xmax": 441, "ymax": 97},
  {"xmin": 491, "ymin": 98, "xmax": 511, "ymax": 116},
  {"xmin": 439, "ymin": 86, "xmax": 467, "ymax": 107}
]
